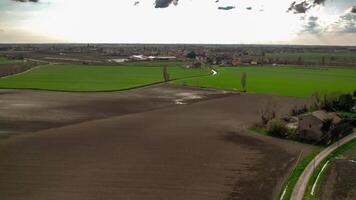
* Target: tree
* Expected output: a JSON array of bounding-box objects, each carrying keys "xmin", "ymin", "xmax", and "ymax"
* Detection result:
[
  {"xmin": 321, "ymin": 56, "xmax": 326, "ymax": 66},
  {"xmin": 186, "ymin": 51, "xmax": 197, "ymax": 59},
  {"xmin": 337, "ymin": 94, "xmax": 354, "ymax": 111},
  {"xmin": 163, "ymin": 66, "xmax": 170, "ymax": 82},
  {"xmin": 267, "ymin": 119, "xmax": 288, "ymax": 138},
  {"xmin": 259, "ymin": 100, "xmax": 276, "ymax": 125},
  {"xmin": 297, "ymin": 56, "xmax": 302, "ymax": 65},
  {"xmin": 321, "ymin": 118, "xmax": 333, "ymax": 134},
  {"xmin": 241, "ymin": 72, "xmax": 247, "ymax": 92}
]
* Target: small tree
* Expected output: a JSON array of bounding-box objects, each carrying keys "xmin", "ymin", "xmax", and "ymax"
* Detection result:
[
  {"xmin": 321, "ymin": 56, "xmax": 326, "ymax": 66},
  {"xmin": 321, "ymin": 118, "xmax": 333, "ymax": 134},
  {"xmin": 259, "ymin": 100, "xmax": 276, "ymax": 125},
  {"xmin": 163, "ymin": 66, "xmax": 170, "ymax": 82},
  {"xmin": 268, "ymin": 119, "xmax": 288, "ymax": 138},
  {"xmin": 186, "ymin": 51, "xmax": 197, "ymax": 59},
  {"xmin": 337, "ymin": 94, "xmax": 354, "ymax": 111},
  {"xmin": 241, "ymin": 72, "xmax": 247, "ymax": 92}
]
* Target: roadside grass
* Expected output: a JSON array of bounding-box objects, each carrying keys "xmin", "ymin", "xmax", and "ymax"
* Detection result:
[
  {"xmin": 174, "ymin": 66, "xmax": 356, "ymax": 97},
  {"xmin": 0, "ymin": 64, "xmax": 210, "ymax": 91},
  {"xmin": 279, "ymin": 148, "xmax": 323, "ymax": 200},
  {"xmin": 303, "ymin": 139, "xmax": 356, "ymax": 200},
  {"xmin": 248, "ymin": 127, "xmax": 323, "ymax": 200},
  {"xmin": 248, "ymin": 126, "xmax": 268, "ymax": 135}
]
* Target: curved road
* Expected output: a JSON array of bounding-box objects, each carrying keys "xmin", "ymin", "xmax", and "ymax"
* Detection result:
[{"xmin": 291, "ymin": 132, "xmax": 356, "ymax": 200}]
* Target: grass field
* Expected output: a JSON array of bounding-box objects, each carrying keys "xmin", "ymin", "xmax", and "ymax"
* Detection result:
[
  {"xmin": 266, "ymin": 52, "xmax": 356, "ymax": 65},
  {"xmin": 0, "ymin": 56, "xmax": 22, "ymax": 65},
  {"xmin": 174, "ymin": 66, "xmax": 356, "ymax": 97},
  {"xmin": 119, "ymin": 60, "xmax": 186, "ymax": 67},
  {"xmin": 0, "ymin": 64, "xmax": 210, "ymax": 91}
]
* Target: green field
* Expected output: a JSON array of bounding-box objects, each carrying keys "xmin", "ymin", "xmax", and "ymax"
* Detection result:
[
  {"xmin": 0, "ymin": 56, "xmax": 22, "ymax": 64},
  {"xmin": 0, "ymin": 64, "xmax": 210, "ymax": 91},
  {"xmin": 174, "ymin": 66, "xmax": 356, "ymax": 97},
  {"xmin": 266, "ymin": 52, "xmax": 356, "ymax": 66},
  {"xmin": 119, "ymin": 60, "xmax": 186, "ymax": 67}
]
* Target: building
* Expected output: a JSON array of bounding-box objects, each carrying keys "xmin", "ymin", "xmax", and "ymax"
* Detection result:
[{"xmin": 298, "ymin": 111, "xmax": 341, "ymax": 142}]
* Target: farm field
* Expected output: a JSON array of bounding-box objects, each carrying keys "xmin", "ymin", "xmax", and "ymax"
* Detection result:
[
  {"xmin": 0, "ymin": 64, "xmax": 210, "ymax": 91},
  {"xmin": 0, "ymin": 86, "xmax": 312, "ymax": 200},
  {"xmin": 175, "ymin": 66, "xmax": 356, "ymax": 97},
  {"xmin": 0, "ymin": 56, "xmax": 22, "ymax": 65},
  {"xmin": 266, "ymin": 52, "xmax": 356, "ymax": 66},
  {"xmin": 317, "ymin": 142, "xmax": 356, "ymax": 200}
]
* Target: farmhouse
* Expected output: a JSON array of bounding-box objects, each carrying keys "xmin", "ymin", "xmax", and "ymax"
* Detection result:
[{"xmin": 297, "ymin": 111, "xmax": 341, "ymax": 142}]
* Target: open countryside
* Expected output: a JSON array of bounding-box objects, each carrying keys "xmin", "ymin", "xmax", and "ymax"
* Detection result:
[{"xmin": 1, "ymin": 1, "xmax": 356, "ymax": 200}]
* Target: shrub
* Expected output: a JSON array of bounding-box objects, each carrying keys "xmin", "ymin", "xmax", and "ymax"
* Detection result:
[
  {"xmin": 186, "ymin": 51, "xmax": 197, "ymax": 59},
  {"xmin": 337, "ymin": 94, "xmax": 354, "ymax": 112},
  {"xmin": 291, "ymin": 104, "xmax": 308, "ymax": 116},
  {"xmin": 330, "ymin": 122, "xmax": 353, "ymax": 141},
  {"xmin": 259, "ymin": 101, "xmax": 276, "ymax": 125},
  {"xmin": 268, "ymin": 119, "xmax": 288, "ymax": 138}
]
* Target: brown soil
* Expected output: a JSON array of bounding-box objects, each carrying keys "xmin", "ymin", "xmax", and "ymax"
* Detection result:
[
  {"xmin": 0, "ymin": 85, "xmax": 312, "ymax": 200},
  {"xmin": 318, "ymin": 147, "xmax": 356, "ymax": 200},
  {"xmin": 0, "ymin": 62, "xmax": 38, "ymax": 77}
]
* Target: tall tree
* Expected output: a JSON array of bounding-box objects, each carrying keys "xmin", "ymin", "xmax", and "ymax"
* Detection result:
[
  {"xmin": 163, "ymin": 66, "xmax": 170, "ymax": 82},
  {"xmin": 241, "ymin": 72, "xmax": 247, "ymax": 92}
]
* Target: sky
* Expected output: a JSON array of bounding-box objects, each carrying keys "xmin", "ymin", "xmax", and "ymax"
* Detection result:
[{"xmin": 0, "ymin": 0, "xmax": 355, "ymax": 45}]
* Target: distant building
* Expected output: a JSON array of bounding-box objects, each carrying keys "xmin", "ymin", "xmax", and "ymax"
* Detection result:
[
  {"xmin": 130, "ymin": 55, "xmax": 148, "ymax": 60},
  {"xmin": 298, "ymin": 111, "xmax": 341, "ymax": 142},
  {"xmin": 250, "ymin": 61, "xmax": 258, "ymax": 65},
  {"xmin": 232, "ymin": 58, "xmax": 242, "ymax": 66}
]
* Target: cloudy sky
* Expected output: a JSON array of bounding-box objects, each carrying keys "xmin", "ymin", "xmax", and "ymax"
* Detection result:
[{"xmin": 0, "ymin": 0, "xmax": 355, "ymax": 45}]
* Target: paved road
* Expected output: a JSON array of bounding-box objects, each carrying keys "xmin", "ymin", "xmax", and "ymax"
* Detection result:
[{"xmin": 291, "ymin": 132, "xmax": 356, "ymax": 200}]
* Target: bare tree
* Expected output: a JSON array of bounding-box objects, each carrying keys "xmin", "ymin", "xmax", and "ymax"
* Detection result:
[
  {"xmin": 241, "ymin": 72, "xmax": 247, "ymax": 92},
  {"xmin": 259, "ymin": 100, "xmax": 277, "ymax": 125},
  {"xmin": 163, "ymin": 65, "xmax": 170, "ymax": 82}
]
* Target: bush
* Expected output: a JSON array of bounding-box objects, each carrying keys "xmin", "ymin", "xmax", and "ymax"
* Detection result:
[
  {"xmin": 268, "ymin": 120, "xmax": 288, "ymax": 137},
  {"xmin": 186, "ymin": 51, "xmax": 197, "ymax": 59},
  {"xmin": 337, "ymin": 94, "xmax": 354, "ymax": 112},
  {"xmin": 330, "ymin": 122, "xmax": 353, "ymax": 141},
  {"xmin": 291, "ymin": 104, "xmax": 308, "ymax": 116}
]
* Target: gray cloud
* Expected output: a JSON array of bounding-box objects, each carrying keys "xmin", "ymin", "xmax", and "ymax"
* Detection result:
[
  {"xmin": 154, "ymin": 0, "xmax": 178, "ymax": 8},
  {"xmin": 351, "ymin": 6, "xmax": 356, "ymax": 13},
  {"xmin": 313, "ymin": 0, "xmax": 326, "ymax": 5},
  {"xmin": 288, "ymin": 1, "xmax": 310, "ymax": 14},
  {"xmin": 12, "ymin": 0, "xmax": 39, "ymax": 2},
  {"xmin": 337, "ymin": 13, "xmax": 356, "ymax": 33},
  {"xmin": 288, "ymin": 0, "xmax": 327, "ymax": 14},
  {"xmin": 218, "ymin": 6, "xmax": 235, "ymax": 11},
  {"xmin": 303, "ymin": 16, "xmax": 322, "ymax": 33}
]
